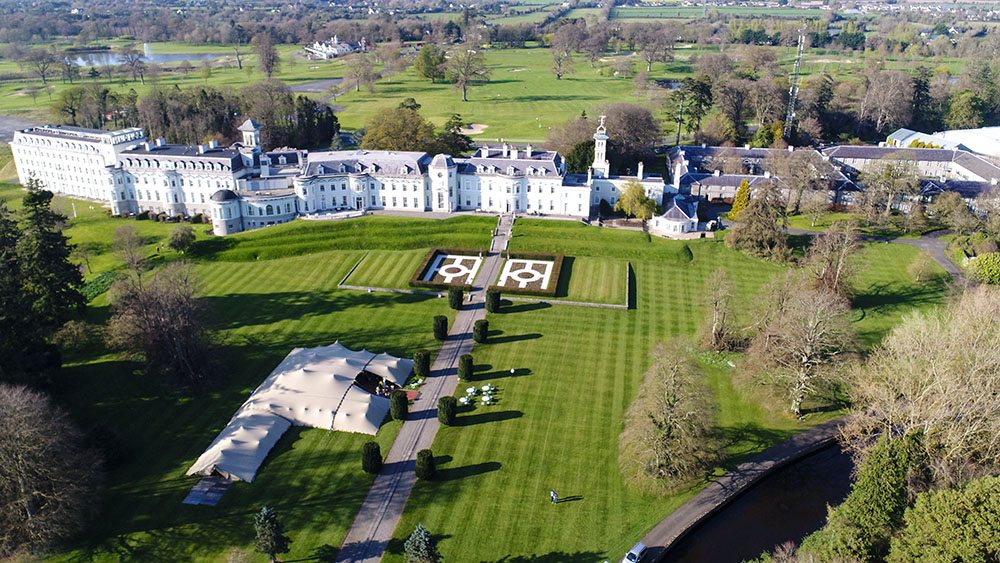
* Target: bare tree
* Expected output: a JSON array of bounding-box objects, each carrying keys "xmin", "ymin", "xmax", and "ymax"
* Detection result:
[
  {"xmin": 747, "ymin": 278, "xmax": 855, "ymax": 417},
  {"xmin": 858, "ymin": 68, "xmax": 913, "ymax": 134},
  {"xmin": 346, "ymin": 54, "xmax": 376, "ymax": 92},
  {"xmin": 858, "ymin": 154, "xmax": 920, "ymax": 222},
  {"xmin": 446, "ymin": 48, "xmax": 490, "ymax": 102},
  {"xmin": 113, "ymin": 225, "xmax": 146, "ymax": 279},
  {"xmin": 116, "ymin": 44, "xmax": 146, "ymax": 83},
  {"xmin": 24, "ymin": 49, "xmax": 56, "ymax": 84},
  {"xmin": 0, "ymin": 385, "xmax": 101, "ymax": 556},
  {"xmin": 252, "ymin": 32, "xmax": 281, "ymax": 78},
  {"xmin": 846, "ymin": 286, "xmax": 1000, "ymax": 483},
  {"xmin": 619, "ymin": 340, "xmax": 718, "ymax": 493},
  {"xmin": 551, "ymin": 48, "xmax": 574, "ymax": 80},
  {"xmin": 701, "ymin": 269, "xmax": 735, "ymax": 351},
  {"xmin": 804, "ymin": 221, "xmax": 861, "ymax": 295},
  {"xmin": 106, "ymin": 262, "xmax": 216, "ymax": 385}
]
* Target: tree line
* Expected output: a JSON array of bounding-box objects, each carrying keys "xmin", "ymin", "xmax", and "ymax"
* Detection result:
[{"xmin": 55, "ymin": 79, "xmax": 340, "ymax": 149}]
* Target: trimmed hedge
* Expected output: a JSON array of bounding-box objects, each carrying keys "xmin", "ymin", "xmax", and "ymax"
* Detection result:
[
  {"xmin": 413, "ymin": 350, "xmax": 431, "ymax": 378},
  {"xmin": 448, "ymin": 287, "xmax": 464, "ymax": 310},
  {"xmin": 473, "ymin": 319, "xmax": 489, "ymax": 344},
  {"xmin": 415, "ymin": 449, "xmax": 436, "ymax": 480},
  {"xmin": 489, "ymin": 251, "xmax": 566, "ymax": 297},
  {"xmin": 362, "ymin": 441, "xmax": 382, "ymax": 474},
  {"xmin": 437, "ymin": 396, "xmax": 457, "ymax": 426},
  {"xmin": 458, "ymin": 354, "xmax": 473, "ymax": 380},
  {"xmin": 409, "ymin": 247, "xmax": 486, "ymax": 291},
  {"xmin": 390, "ymin": 390, "xmax": 408, "ymax": 421},
  {"xmin": 485, "ymin": 288, "xmax": 501, "ymax": 313},
  {"xmin": 433, "ymin": 315, "xmax": 448, "ymax": 341}
]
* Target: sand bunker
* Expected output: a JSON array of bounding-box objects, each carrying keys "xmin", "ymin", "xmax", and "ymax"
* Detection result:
[{"xmin": 460, "ymin": 123, "xmax": 489, "ymax": 135}]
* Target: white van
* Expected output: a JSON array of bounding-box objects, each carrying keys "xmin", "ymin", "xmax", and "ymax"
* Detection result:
[{"xmin": 622, "ymin": 542, "xmax": 647, "ymax": 563}]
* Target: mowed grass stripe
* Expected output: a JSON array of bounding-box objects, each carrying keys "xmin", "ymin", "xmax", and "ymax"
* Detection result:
[{"xmin": 344, "ymin": 249, "xmax": 427, "ymax": 289}]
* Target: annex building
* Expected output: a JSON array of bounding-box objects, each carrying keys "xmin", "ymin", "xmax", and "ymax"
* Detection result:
[{"xmin": 11, "ymin": 117, "xmax": 667, "ymax": 236}]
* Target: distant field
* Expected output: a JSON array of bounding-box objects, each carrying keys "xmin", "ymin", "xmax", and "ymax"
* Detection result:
[
  {"xmin": 0, "ymin": 43, "xmax": 347, "ymax": 119},
  {"xmin": 611, "ymin": 5, "xmax": 825, "ymax": 19}
]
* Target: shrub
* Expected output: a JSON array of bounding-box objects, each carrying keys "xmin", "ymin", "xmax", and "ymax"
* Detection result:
[
  {"xmin": 458, "ymin": 354, "xmax": 473, "ymax": 380},
  {"xmin": 361, "ymin": 441, "xmax": 382, "ymax": 474},
  {"xmin": 415, "ymin": 449, "xmax": 436, "ymax": 480},
  {"xmin": 81, "ymin": 271, "xmax": 122, "ymax": 302},
  {"xmin": 135, "ymin": 210, "xmax": 150, "ymax": 220},
  {"xmin": 52, "ymin": 320, "xmax": 100, "ymax": 353},
  {"xmin": 390, "ymin": 390, "xmax": 408, "ymax": 421},
  {"xmin": 473, "ymin": 319, "xmax": 488, "ymax": 343},
  {"xmin": 972, "ymin": 252, "xmax": 1000, "ymax": 284},
  {"xmin": 413, "ymin": 350, "xmax": 431, "ymax": 378},
  {"xmin": 448, "ymin": 287, "xmax": 463, "ymax": 310},
  {"xmin": 485, "ymin": 288, "xmax": 501, "ymax": 313},
  {"xmin": 433, "ymin": 315, "xmax": 448, "ymax": 341},
  {"xmin": 437, "ymin": 396, "xmax": 457, "ymax": 426},
  {"xmin": 168, "ymin": 224, "xmax": 196, "ymax": 253},
  {"xmin": 191, "ymin": 213, "xmax": 205, "ymax": 224}
]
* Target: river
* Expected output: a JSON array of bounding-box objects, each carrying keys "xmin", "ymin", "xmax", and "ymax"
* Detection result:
[
  {"xmin": 662, "ymin": 445, "xmax": 854, "ymax": 563},
  {"xmin": 69, "ymin": 43, "xmax": 226, "ymax": 67}
]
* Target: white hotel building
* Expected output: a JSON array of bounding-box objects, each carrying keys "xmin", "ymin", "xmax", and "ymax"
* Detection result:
[{"xmin": 12, "ymin": 118, "xmax": 667, "ymax": 236}]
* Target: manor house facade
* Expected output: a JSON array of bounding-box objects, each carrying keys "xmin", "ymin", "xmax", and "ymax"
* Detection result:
[{"xmin": 11, "ymin": 118, "xmax": 667, "ymax": 236}]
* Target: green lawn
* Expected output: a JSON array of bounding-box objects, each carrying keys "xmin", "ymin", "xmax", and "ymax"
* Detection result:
[
  {"xmin": 14, "ymin": 190, "xmax": 950, "ymax": 561},
  {"xmin": 343, "ymin": 249, "xmax": 429, "ymax": 289},
  {"xmin": 195, "ymin": 215, "xmax": 493, "ymax": 262},
  {"xmin": 553, "ymin": 255, "xmax": 627, "ymax": 304},
  {"xmin": 787, "ymin": 211, "xmax": 943, "ymax": 239}
]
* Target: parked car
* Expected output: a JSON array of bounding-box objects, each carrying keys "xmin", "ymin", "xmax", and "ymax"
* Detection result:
[{"xmin": 622, "ymin": 542, "xmax": 647, "ymax": 563}]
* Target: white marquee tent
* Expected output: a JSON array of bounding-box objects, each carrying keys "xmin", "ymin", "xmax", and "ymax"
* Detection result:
[{"xmin": 187, "ymin": 342, "xmax": 413, "ymax": 482}]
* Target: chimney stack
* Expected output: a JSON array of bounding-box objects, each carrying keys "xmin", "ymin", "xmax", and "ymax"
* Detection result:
[
  {"xmin": 526, "ymin": 144, "xmax": 533, "ymax": 156},
  {"xmin": 502, "ymin": 143, "xmax": 509, "ymax": 158},
  {"xmin": 788, "ymin": 145, "xmax": 795, "ymax": 152},
  {"xmin": 637, "ymin": 161, "xmax": 645, "ymax": 178},
  {"xmin": 197, "ymin": 144, "xmax": 206, "ymax": 154}
]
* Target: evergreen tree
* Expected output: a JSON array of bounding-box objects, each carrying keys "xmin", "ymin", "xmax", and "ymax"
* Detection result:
[
  {"xmin": 729, "ymin": 179, "xmax": 750, "ymax": 221},
  {"xmin": 253, "ymin": 506, "xmax": 291, "ymax": 563},
  {"xmin": 0, "ymin": 201, "xmax": 51, "ymax": 384},
  {"xmin": 16, "ymin": 180, "xmax": 84, "ymax": 332},
  {"xmin": 404, "ymin": 523, "xmax": 442, "ymax": 563}
]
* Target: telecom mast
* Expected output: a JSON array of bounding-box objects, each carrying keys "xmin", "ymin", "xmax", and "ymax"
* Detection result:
[{"xmin": 783, "ymin": 27, "xmax": 807, "ymax": 140}]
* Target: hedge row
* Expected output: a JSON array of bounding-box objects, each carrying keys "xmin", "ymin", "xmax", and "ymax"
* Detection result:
[
  {"xmin": 409, "ymin": 247, "xmax": 487, "ymax": 291},
  {"xmin": 489, "ymin": 251, "xmax": 566, "ymax": 297}
]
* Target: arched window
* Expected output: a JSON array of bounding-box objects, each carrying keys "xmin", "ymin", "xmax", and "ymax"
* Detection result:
[{"xmin": 265, "ymin": 204, "xmax": 273, "ymax": 215}]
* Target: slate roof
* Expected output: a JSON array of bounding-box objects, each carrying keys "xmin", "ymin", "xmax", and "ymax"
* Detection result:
[
  {"xmin": 303, "ymin": 150, "xmax": 431, "ymax": 177},
  {"xmin": 238, "ymin": 119, "xmax": 262, "ymax": 132},
  {"xmin": 921, "ymin": 179, "xmax": 995, "ymax": 199},
  {"xmin": 822, "ymin": 145, "xmax": 1000, "ymax": 182},
  {"xmin": 454, "ymin": 151, "xmax": 563, "ymax": 177},
  {"xmin": 210, "ymin": 189, "xmax": 238, "ymax": 202},
  {"xmin": 121, "ymin": 144, "xmax": 246, "ymax": 172},
  {"xmin": 661, "ymin": 194, "xmax": 698, "ymax": 221}
]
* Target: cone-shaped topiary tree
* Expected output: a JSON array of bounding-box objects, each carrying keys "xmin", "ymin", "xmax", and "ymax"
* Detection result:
[
  {"xmin": 361, "ymin": 441, "xmax": 382, "ymax": 474},
  {"xmin": 415, "ymin": 449, "xmax": 436, "ymax": 480},
  {"xmin": 390, "ymin": 389, "xmax": 408, "ymax": 421},
  {"xmin": 437, "ymin": 396, "xmax": 457, "ymax": 425},
  {"xmin": 433, "ymin": 315, "xmax": 448, "ymax": 341},
  {"xmin": 473, "ymin": 319, "xmax": 489, "ymax": 343},
  {"xmin": 458, "ymin": 353, "xmax": 474, "ymax": 380},
  {"xmin": 448, "ymin": 287, "xmax": 463, "ymax": 310},
  {"xmin": 413, "ymin": 350, "xmax": 431, "ymax": 378},
  {"xmin": 486, "ymin": 288, "xmax": 501, "ymax": 313}
]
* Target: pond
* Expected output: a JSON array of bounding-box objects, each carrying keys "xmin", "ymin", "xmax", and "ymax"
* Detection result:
[
  {"xmin": 662, "ymin": 445, "xmax": 854, "ymax": 563},
  {"xmin": 70, "ymin": 43, "xmax": 226, "ymax": 67}
]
